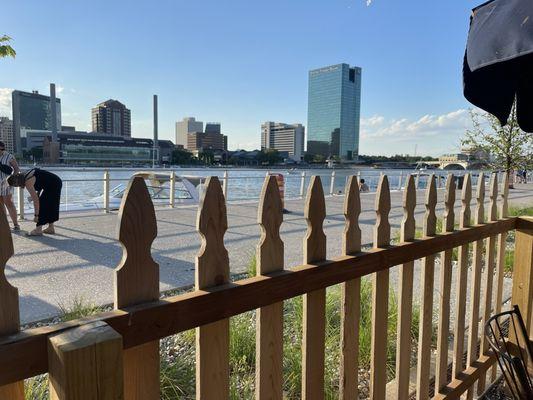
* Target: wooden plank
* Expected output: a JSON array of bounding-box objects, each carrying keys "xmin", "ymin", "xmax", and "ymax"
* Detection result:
[
  {"xmin": 416, "ymin": 174, "xmax": 437, "ymax": 400},
  {"xmin": 466, "ymin": 172, "xmax": 485, "ymax": 400},
  {"xmin": 435, "ymin": 174, "xmax": 456, "ymax": 393},
  {"xmin": 302, "ymin": 176, "xmax": 327, "ymax": 400},
  {"xmin": 452, "ymin": 174, "xmax": 472, "ymax": 380},
  {"xmin": 491, "ymin": 172, "xmax": 509, "ymax": 381},
  {"xmin": 195, "ymin": 177, "xmax": 230, "ymax": 400},
  {"xmin": 433, "ymin": 355, "xmax": 496, "ymax": 400},
  {"xmin": 370, "ymin": 175, "xmax": 391, "ymax": 400},
  {"xmin": 0, "ymin": 218, "xmax": 519, "ymax": 387},
  {"xmin": 477, "ymin": 173, "xmax": 498, "ymax": 394},
  {"xmin": 114, "ymin": 177, "xmax": 160, "ymax": 400},
  {"xmin": 256, "ymin": 176, "xmax": 284, "ymax": 400},
  {"xmin": 395, "ymin": 175, "xmax": 416, "ymax": 399},
  {"xmin": 48, "ymin": 321, "xmax": 123, "ymax": 400},
  {"xmin": 340, "ymin": 176, "xmax": 362, "ymax": 400},
  {"xmin": 0, "ymin": 201, "xmax": 24, "ymax": 399}
]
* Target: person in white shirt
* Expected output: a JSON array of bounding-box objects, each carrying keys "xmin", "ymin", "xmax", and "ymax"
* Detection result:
[{"xmin": 0, "ymin": 141, "xmax": 20, "ymax": 231}]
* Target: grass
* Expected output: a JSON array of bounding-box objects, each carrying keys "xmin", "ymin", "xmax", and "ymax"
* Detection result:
[
  {"xmin": 508, "ymin": 205, "xmax": 533, "ymax": 217},
  {"xmin": 58, "ymin": 296, "xmax": 103, "ymax": 322}
]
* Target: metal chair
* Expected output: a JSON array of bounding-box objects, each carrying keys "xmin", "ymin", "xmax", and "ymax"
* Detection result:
[{"xmin": 485, "ymin": 305, "xmax": 533, "ymax": 399}]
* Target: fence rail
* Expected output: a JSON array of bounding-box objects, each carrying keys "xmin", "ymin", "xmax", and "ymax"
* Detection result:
[{"xmin": 1, "ymin": 172, "xmax": 532, "ymax": 399}]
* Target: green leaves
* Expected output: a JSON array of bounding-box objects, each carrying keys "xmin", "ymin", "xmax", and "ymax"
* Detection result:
[
  {"xmin": 0, "ymin": 35, "xmax": 16, "ymax": 59},
  {"xmin": 462, "ymin": 104, "xmax": 533, "ymax": 172}
]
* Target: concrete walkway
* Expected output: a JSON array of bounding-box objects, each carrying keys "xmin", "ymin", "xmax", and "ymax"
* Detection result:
[{"xmin": 6, "ymin": 184, "xmax": 533, "ymax": 323}]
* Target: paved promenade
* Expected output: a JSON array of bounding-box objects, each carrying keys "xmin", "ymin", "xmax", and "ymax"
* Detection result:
[{"xmin": 6, "ymin": 184, "xmax": 533, "ymax": 323}]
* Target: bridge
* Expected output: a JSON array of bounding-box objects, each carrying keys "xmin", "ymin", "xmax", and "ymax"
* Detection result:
[{"xmin": 418, "ymin": 160, "xmax": 488, "ymax": 170}]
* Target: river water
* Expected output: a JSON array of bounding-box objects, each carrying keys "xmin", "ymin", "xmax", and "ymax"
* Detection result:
[{"xmin": 14, "ymin": 167, "xmax": 475, "ymax": 213}]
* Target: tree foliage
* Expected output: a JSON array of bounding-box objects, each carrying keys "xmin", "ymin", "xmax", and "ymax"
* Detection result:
[
  {"xmin": 462, "ymin": 105, "xmax": 533, "ymax": 173},
  {"xmin": 0, "ymin": 35, "xmax": 16, "ymax": 59}
]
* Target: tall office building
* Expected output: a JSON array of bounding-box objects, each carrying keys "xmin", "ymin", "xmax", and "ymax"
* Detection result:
[
  {"xmin": 175, "ymin": 117, "xmax": 204, "ymax": 148},
  {"xmin": 187, "ymin": 131, "xmax": 228, "ymax": 152},
  {"xmin": 91, "ymin": 100, "xmax": 131, "ymax": 137},
  {"xmin": 261, "ymin": 122, "xmax": 305, "ymax": 161},
  {"xmin": 12, "ymin": 90, "xmax": 62, "ymax": 153},
  {"xmin": 307, "ymin": 63, "xmax": 362, "ymax": 160},
  {"xmin": 0, "ymin": 117, "xmax": 15, "ymax": 153},
  {"xmin": 205, "ymin": 122, "xmax": 221, "ymax": 134}
]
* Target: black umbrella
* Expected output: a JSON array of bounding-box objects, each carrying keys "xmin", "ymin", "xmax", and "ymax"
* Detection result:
[{"xmin": 463, "ymin": 0, "xmax": 533, "ymax": 132}]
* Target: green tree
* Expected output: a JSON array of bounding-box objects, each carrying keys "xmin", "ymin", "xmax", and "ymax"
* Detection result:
[
  {"xmin": 462, "ymin": 104, "xmax": 533, "ymax": 175},
  {"xmin": 0, "ymin": 35, "xmax": 16, "ymax": 59},
  {"xmin": 198, "ymin": 149, "xmax": 215, "ymax": 165},
  {"xmin": 313, "ymin": 154, "xmax": 326, "ymax": 163},
  {"xmin": 303, "ymin": 153, "xmax": 314, "ymax": 163},
  {"xmin": 171, "ymin": 148, "xmax": 194, "ymax": 165}
]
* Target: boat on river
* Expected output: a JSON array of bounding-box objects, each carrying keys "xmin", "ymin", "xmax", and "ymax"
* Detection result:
[{"xmin": 87, "ymin": 171, "xmax": 203, "ymax": 210}]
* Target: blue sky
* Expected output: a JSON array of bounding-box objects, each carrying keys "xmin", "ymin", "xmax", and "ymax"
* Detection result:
[{"xmin": 1, "ymin": 0, "xmax": 482, "ymax": 156}]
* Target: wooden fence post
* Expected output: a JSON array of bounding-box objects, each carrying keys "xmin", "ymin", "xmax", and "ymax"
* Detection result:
[
  {"xmin": 302, "ymin": 176, "xmax": 327, "ymax": 400},
  {"xmin": 256, "ymin": 176, "xmax": 284, "ymax": 400},
  {"xmin": 478, "ymin": 173, "xmax": 498, "ymax": 393},
  {"xmin": 466, "ymin": 172, "xmax": 485, "ymax": 400},
  {"xmin": 435, "ymin": 173, "xmax": 455, "ymax": 393},
  {"xmin": 370, "ymin": 175, "xmax": 391, "ymax": 400},
  {"xmin": 196, "ymin": 177, "xmax": 230, "ymax": 400},
  {"xmin": 48, "ymin": 321, "xmax": 123, "ymax": 400},
  {"xmin": 416, "ymin": 174, "xmax": 437, "ymax": 400},
  {"xmin": 0, "ymin": 209, "xmax": 24, "ymax": 399},
  {"xmin": 491, "ymin": 172, "xmax": 509, "ymax": 380},
  {"xmin": 340, "ymin": 176, "xmax": 361, "ymax": 400},
  {"xmin": 512, "ymin": 219, "xmax": 533, "ymax": 336},
  {"xmin": 452, "ymin": 173, "xmax": 472, "ymax": 379},
  {"xmin": 115, "ymin": 177, "xmax": 160, "ymax": 400},
  {"xmin": 395, "ymin": 175, "xmax": 416, "ymax": 399}
]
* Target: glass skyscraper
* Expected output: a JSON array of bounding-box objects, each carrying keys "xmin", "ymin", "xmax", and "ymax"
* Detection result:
[
  {"xmin": 12, "ymin": 90, "xmax": 62, "ymax": 153},
  {"xmin": 307, "ymin": 63, "xmax": 362, "ymax": 160}
]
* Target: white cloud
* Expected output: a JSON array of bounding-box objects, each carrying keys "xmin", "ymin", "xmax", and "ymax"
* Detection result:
[
  {"xmin": 56, "ymin": 85, "xmax": 65, "ymax": 94},
  {"xmin": 0, "ymin": 88, "xmax": 13, "ymax": 118},
  {"xmin": 360, "ymin": 109, "xmax": 470, "ymax": 156}
]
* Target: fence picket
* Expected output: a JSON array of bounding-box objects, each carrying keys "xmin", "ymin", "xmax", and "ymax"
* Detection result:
[
  {"xmin": 370, "ymin": 176, "xmax": 391, "ymax": 400},
  {"xmin": 435, "ymin": 174, "xmax": 455, "ymax": 393},
  {"xmin": 477, "ymin": 173, "xmax": 499, "ymax": 393},
  {"xmin": 395, "ymin": 175, "xmax": 416, "ymax": 399},
  {"xmin": 0, "ymin": 209, "xmax": 24, "ymax": 399},
  {"xmin": 115, "ymin": 176, "xmax": 160, "ymax": 400},
  {"xmin": 452, "ymin": 174, "xmax": 472, "ymax": 380},
  {"xmin": 256, "ymin": 176, "xmax": 284, "ymax": 400},
  {"xmin": 340, "ymin": 176, "xmax": 361, "ymax": 400},
  {"xmin": 196, "ymin": 177, "xmax": 230, "ymax": 400},
  {"xmin": 416, "ymin": 175, "xmax": 437, "ymax": 400},
  {"xmin": 302, "ymin": 176, "xmax": 327, "ymax": 400},
  {"xmin": 491, "ymin": 172, "xmax": 509, "ymax": 381},
  {"xmin": 466, "ymin": 172, "xmax": 485, "ymax": 400}
]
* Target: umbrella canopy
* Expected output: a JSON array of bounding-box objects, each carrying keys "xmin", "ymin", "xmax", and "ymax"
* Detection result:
[{"xmin": 463, "ymin": 0, "xmax": 533, "ymax": 132}]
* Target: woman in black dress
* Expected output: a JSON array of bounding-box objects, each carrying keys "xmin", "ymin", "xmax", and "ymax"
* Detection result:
[{"xmin": 8, "ymin": 168, "xmax": 62, "ymax": 236}]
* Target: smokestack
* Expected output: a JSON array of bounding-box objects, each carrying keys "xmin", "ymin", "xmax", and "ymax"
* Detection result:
[
  {"xmin": 50, "ymin": 83, "xmax": 58, "ymax": 141},
  {"xmin": 153, "ymin": 94, "xmax": 158, "ymax": 165}
]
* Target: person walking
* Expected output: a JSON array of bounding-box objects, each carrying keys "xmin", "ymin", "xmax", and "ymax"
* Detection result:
[
  {"xmin": 7, "ymin": 168, "xmax": 62, "ymax": 236},
  {"xmin": 0, "ymin": 141, "xmax": 20, "ymax": 231}
]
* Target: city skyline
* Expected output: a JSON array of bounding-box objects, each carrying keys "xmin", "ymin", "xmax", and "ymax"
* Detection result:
[{"xmin": 1, "ymin": 1, "xmax": 477, "ymax": 155}]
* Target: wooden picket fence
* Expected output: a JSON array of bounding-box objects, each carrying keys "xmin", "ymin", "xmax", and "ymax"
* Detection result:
[{"xmin": 0, "ymin": 172, "xmax": 532, "ymax": 399}]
